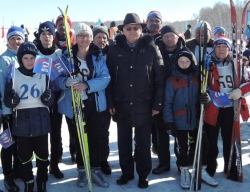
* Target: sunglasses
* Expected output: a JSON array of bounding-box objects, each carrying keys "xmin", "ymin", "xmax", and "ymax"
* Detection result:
[{"xmin": 124, "ymin": 26, "xmax": 140, "ymax": 31}]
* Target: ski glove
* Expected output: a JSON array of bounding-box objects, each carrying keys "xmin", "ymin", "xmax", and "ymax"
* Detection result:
[
  {"xmin": 65, "ymin": 77, "xmax": 79, "ymax": 88},
  {"xmin": 199, "ymin": 92, "xmax": 211, "ymax": 104},
  {"xmin": 3, "ymin": 114, "xmax": 11, "ymax": 123},
  {"xmin": 41, "ymin": 89, "xmax": 52, "ymax": 102},
  {"xmin": 9, "ymin": 89, "xmax": 20, "ymax": 105},
  {"xmin": 165, "ymin": 122, "xmax": 176, "ymax": 137},
  {"xmin": 228, "ymin": 88, "xmax": 242, "ymax": 100}
]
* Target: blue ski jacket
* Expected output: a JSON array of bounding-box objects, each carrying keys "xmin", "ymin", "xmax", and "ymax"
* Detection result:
[{"xmin": 55, "ymin": 51, "xmax": 110, "ymax": 119}]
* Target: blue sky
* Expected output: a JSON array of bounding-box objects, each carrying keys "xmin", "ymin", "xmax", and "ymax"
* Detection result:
[{"xmin": 1, "ymin": 0, "xmax": 230, "ymax": 28}]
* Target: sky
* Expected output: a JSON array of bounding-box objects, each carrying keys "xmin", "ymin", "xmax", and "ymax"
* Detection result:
[{"xmin": 0, "ymin": 0, "xmax": 232, "ymax": 29}]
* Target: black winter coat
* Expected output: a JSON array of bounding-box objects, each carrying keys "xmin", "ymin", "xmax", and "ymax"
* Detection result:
[
  {"xmin": 106, "ymin": 34, "xmax": 165, "ymax": 127},
  {"xmin": 4, "ymin": 67, "xmax": 54, "ymax": 137}
]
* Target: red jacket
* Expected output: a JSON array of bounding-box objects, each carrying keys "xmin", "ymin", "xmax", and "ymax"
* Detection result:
[{"xmin": 204, "ymin": 63, "xmax": 250, "ymax": 126}]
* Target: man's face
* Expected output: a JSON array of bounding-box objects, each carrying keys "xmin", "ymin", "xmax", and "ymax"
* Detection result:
[
  {"xmin": 123, "ymin": 24, "xmax": 142, "ymax": 44},
  {"xmin": 195, "ymin": 27, "xmax": 211, "ymax": 45},
  {"xmin": 162, "ymin": 32, "xmax": 179, "ymax": 49},
  {"xmin": 93, "ymin": 32, "xmax": 108, "ymax": 49},
  {"xmin": 8, "ymin": 36, "xmax": 24, "ymax": 50},
  {"xmin": 146, "ymin": 18, "xmax": 162, "ymax": 34},
  {"xmin": 40, "ymin": 31, "xmax": 54, "ymax": 47},
  {"xmin": 56, "ymin": 20, "xmax": 70, "ymax": 38}
]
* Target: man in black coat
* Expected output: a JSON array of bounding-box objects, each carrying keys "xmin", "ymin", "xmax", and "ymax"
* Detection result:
[{"xmin": 106, "ymin": 13, "xmax": 165, "ymax": 189}]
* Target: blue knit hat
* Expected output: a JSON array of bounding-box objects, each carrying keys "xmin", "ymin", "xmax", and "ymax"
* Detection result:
[
  {"xmin": 17, "ymin": 42, "xmax": 38, "ymax": 67},
  {"xmin": 7, "ymin": 26, "xmax": 25, "ymax": 40},
  {"xmin": 38, "ymin": 21, "xmax": 55, "ymax": 38},
  {"xmin": 214, "ymin": 26, "xmax": 226, "ymax": 36},
  {"xmin": 146, "ymin": 10, "xmax": 162, "ymax": 23},
  {"xmin": 213, "ymin": 36, "xmax": 231, "ymax": 50}
]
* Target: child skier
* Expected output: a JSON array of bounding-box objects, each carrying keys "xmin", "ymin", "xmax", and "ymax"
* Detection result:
[
  {"xmin": 163, "ymin": 48, "xmax": 218, "ymax": 189},
  {"xmin": 4, "ymin": 42, "xmax": 54, "ymax": 192}
]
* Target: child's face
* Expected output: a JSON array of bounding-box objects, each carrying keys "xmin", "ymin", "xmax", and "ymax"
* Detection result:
[
  {"xmin": 22, "ymin": 54, "xmax": 35, "ymax": 70},
  {"xmin": 178, "ymin": 56, "xmax": 191, "ymax": 69}
]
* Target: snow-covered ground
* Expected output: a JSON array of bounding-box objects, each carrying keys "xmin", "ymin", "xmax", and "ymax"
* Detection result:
[{"xmin": 0, "ymin": 32, "xmax": 250, "ymax": 192}]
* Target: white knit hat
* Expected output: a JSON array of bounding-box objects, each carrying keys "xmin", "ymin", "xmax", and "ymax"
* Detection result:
[
  {"xmin": 194, "ymin": 21, "xmax": 211, "ymax": 33},
  {"xmin": 74, "ymin": 23, "xmax": 93, "ymax": 39}
]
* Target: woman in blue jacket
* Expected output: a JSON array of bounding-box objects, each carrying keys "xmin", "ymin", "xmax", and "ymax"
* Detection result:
[{"xmin": 55, "ymin": 23, "xmax": 110, "ymax": 188}]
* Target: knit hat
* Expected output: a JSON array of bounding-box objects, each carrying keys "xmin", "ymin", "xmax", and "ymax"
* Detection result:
[
  {"xmin": 110, "ymin": 21, "xmax": 116, "ymax": 27},
  {"xmin": 7, "ymin": 26, "xmax": 25, "ymax": 40},
  {"xmin": 213, "ymin": 26, "xmax": 226, "ymax": 36},
  {"xmin": 243, "ymin": 56, "xmax": 249, "ymax": 61},
  {"xmin": 194, "ymin": 21, "xmax": 211, "ymax": 33},
  {"xmin": 161, "ymin": 25, "xmax": 179, "ymax": 37},
  {"xmin": 176, "ymin": 50, "xmax": 193, "ymax": 64},
  {"xmin": 38, "ymin": 21, "xmax": 55, "ymax": 38},
  {"xmin": 17, "ymin": 42, "xmax": 38, "ymax": 66},
  {"xmin": 213, "ymin": 36, "xmax": 231, "ymax": 50},
  {"xmin": 74, "ymin": 23, "xmax": 93, "ymax": 39},
  {"xmin": 55, "ymin": 15, "xmax": 72, "ymax": 28},
  {"xmin": 92, "ymin": 26, "xmax": 109, "ymax": 38},
  {"xmin": 146, "ymin": 10, "xmax": 162, "ymax": 22}
]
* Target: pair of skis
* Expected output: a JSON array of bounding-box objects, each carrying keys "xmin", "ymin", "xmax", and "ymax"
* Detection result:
[
  {"xmin": 190, "ymin": 21, "xmax": 208, "ymax": 191},
  {"xmin": 58, "ymin": 6, "xmax": 93, "ymax": 192},
  {"xmin": 227, "ymin": 0, "xmax": 250, "ymax": 183}
]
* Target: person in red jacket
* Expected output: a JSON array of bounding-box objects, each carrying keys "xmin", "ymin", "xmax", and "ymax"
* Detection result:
[{"xmin": 202, "ymin": 36, "xmax": 250, "ymax": 181}]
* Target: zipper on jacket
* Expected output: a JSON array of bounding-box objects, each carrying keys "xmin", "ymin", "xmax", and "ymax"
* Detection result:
[
  {"xmin": 115, "ymin": 66, "xmax": 118, "ymax": 83},
  {"xmin": 185, "ymin": 104, "xmax": 188, "ymax": 123},
  {"xmin": 96, "ymin": 92, "xmax": 100, "ymax": 112},
  {"xmin": 15, "ymin": 109, "xmax": 17, "ymax": 126},
  {"xmin": 146, "ymin": 65, "xmax": 150, "ymax": 83}
]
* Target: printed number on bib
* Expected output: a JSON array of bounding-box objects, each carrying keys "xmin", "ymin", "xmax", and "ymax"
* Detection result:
[
  {"xmin": 219, "ymin": 75, "xmax": 233, "ymax": 88},
  {"xmin": 20, "ymin": 84, "xmax": 40, "ymax": 100}
]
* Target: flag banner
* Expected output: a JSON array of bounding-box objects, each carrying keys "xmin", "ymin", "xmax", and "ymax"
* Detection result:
[
  {"xmin": 209, "ymin": 91, "xmax": 230, "ymax": 108},
  {"xmin": 33, "ymin": 56, "xmax": 52, "ymax": 75},
  {"xmin": 7, "ymin": 60, "xmax": 15, "ymax": 83},
  {"xmin": 0, "ymin": 128, "xmax": 15, "ymax": 149},
  {"xmin": 50, "ymin": 57, "xmax": 68, "ymax": 81}
]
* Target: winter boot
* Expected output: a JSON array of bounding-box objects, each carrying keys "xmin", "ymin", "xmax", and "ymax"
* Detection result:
[
  {"xmin": 100, "ymin": 160, "xmax": 111, "ymax": 175},
  {"xmin": 37, "ymin": 181, "xmax": 47, "ymax": 192},
  {"xmin": 4, "ymin": 173, "xmax": 20, "ymax": 192},
  {"xmin": 180, "ymin": 167, "xmax": 190, "ymax": 189},
  {"xmin": 91, "ymin": 167, "xmax": 109, "ymax": 188},
  {"xmin": 49, "ymin": 162, "xmax": 64, "ymax": 179},
  {"xmin": 77, "ymin": 168, "xmax": 87, "ymax": 188},
  {"xmin": 24, "ymin": 180, "xmax": 34, "ymax": 192},
  {"xmin": 201, "ymin": 166, "xmax": 218, "ymax": 187}
]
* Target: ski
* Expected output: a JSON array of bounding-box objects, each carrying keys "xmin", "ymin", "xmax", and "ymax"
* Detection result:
[
  {"xmin": 58, "ymin": 6, "xmax": 93, "ymax": 191},
  {"xmin": 190, "ymin": 21, "xmax": 208, "ymax": 191},
  {"xmin": 227, "ymin": 0, "xmax": 250, "ymax": 183}
]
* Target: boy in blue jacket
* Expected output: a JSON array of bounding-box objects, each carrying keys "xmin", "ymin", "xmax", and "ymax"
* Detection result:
[{"xmin": 163, "ymin": 48, "xmax": 218, "ymax": 189}]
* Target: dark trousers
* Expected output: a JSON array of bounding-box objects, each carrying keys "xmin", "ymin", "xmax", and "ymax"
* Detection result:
[
  {"xmin": 175, "ymin": 129, "xmax": 201, "ymax": 167},
  {"xmin": 100, "ymin": 110, "xmax": 111, "ymax": 161},
  {"xmin": 17, "ymin": 134, "xmax": 49, "ymax": 182},
  {"xmin": 203, "ymin": 107, "xmax": 235, "ymax": 176},
  {"xmin": 154, "ymin": 113, "xmax": 170, "ymax": 167},
  {"xmin": 67, "ymin": 98, "xmax": 103, "ymax": 168},
  {"xmin": 50, "ymin": 92, "xmax": 76, "ymax": 164},
  {"xmin": 151, "ymin": 122, "xmax": 157, "ymax": 147},
  {"xmin": 0, "ymin": 115, "xmax": 20, "ymax": 177},
  {"xmin": 117, "ymin": 122, "xmax": 152, "ymax": 177}
]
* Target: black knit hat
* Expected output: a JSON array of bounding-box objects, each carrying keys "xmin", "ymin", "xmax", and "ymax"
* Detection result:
[
  {"xmin": 176, "ymin": 48, "xmax": 196, "ymax": 66},
  {"xmin": 110, "ymin": 21, "xmax": 116, "ymax": 27},
  {"xmin": 118, "ymin": 13, "xmax": 146, "ymax": 31},
  {"xmin": 17, "ymin": 42, "xmax": 38, "ymax": 66},
  {"xmin": 38, "ymin": 21, "xmax": 55, "ymax": 38},
  {"xmin": 92, "ymin": 26, "xmax": 109, "ymax": 38},
  {"xmin": 161, "ymin": 25, "xmax": 179, "ymax": 38}
]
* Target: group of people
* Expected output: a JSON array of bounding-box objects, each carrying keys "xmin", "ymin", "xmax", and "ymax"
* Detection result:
[{"xmin": 0, "ymin": 9, "xmax": 250, "ymax": 192}]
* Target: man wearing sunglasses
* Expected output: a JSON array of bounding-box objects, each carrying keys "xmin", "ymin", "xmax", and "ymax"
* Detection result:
[{"xmin": 106, "ymin": 13, "xmax": 165, "ymax": 189}]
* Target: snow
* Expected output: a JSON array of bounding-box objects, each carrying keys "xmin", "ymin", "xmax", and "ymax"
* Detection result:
[{"xmin": 0, "ymin": 31, "xmax": 250, "ymax": 192}]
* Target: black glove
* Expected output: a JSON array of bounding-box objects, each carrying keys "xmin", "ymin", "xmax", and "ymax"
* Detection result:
[
  {"xmin": 9, "ymin": 89, "xmax": 20, "ymax": 105},
  {"xmin": 199, "ymin": 92, "xmax": 211, "ymax": 104},
  {"xmin": 166, "ymin": 122, "xmax": 176, "ymax": 137},
  {"xmin": 3, "ymin": 114, "xmax": 11, "ymax": 123},
  {"xmin": 41, "ymin": 89, "xmax": 52, "ymax": 102}
]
